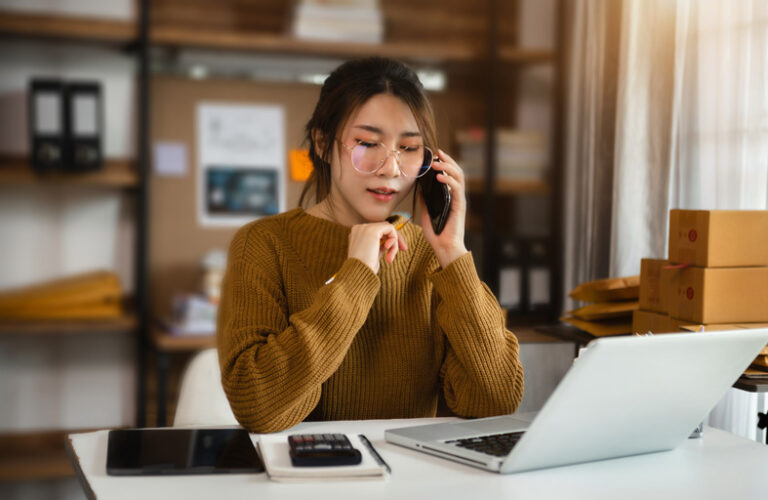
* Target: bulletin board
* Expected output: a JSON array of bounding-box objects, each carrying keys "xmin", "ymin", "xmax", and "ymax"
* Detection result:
[{"xmin": 149, "ymin": 76, "xmax": 320, "ymax": 318}]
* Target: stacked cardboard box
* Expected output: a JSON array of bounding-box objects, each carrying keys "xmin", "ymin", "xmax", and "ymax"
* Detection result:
[
  {"xmin": 633, "ymin": 258, "xmax": 686, "ymax": 333},
  {"xmin": 561, "ymin": 275, "xmax": 639, "ymax": 336},
  {"xmin": 636, "ymin": 210, "xmax": 768, "ymax": 372}
]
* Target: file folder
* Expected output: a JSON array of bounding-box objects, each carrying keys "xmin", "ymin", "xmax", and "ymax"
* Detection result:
[
  {"xmin": 65, "ymin": 81, "xmax": 103, "ymax": 171},
  {"xmin": 29, "ymin": 78, "xmax": 66, "ymax": 171}
]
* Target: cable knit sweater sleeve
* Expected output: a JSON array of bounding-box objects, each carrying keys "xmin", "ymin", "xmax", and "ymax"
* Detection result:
[
  {"xmin": 429, "ymin": 251, "xmax": 525, "ymax": 417},
  {"xmin": 217, "ymin": 222, "xmax": 380, "ymax": 433}
]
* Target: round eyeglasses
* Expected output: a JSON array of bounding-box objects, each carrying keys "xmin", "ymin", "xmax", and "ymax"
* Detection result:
[{"xmin": 339, "ymin": 139, "xmax": 436, "ymax": 178}]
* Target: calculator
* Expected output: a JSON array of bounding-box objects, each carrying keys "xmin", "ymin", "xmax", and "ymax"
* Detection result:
[{"xmin": 287, "ymin": 433, "xmax": 362, "ymax": 467}]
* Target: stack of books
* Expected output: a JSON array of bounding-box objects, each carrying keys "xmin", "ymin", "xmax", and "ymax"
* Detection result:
[
  {"xmin": 560, "ymin": 275, "xmax": 639, "ymax": 336},
  {"xmin": 291, "ymin": 0, "xmax": 384, "ymax": 43}
]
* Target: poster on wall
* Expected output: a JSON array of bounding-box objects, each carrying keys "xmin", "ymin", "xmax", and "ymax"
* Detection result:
[{"xmin": 197, "ymin": 103, "xmax": 285, "ymax": 227}]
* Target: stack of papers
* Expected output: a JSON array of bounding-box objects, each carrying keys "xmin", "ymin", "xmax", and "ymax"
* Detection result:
[{"xmin": 258, "ymin": 434, "xmax": 389, "ymax": 482}]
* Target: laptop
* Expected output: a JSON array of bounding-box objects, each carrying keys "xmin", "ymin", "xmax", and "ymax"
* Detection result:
[{"xmin": 385, "ymin": 328, "xmax": 768, "ymax": 474}]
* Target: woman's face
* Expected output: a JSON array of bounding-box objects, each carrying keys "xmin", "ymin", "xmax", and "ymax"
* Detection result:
[{"xmin": 326, "ymin": 93, "xmax": 423, "ymax": 226}]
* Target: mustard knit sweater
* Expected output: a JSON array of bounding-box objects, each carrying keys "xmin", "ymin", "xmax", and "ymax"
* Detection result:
[{"xmin": 217, "ymin": 208, "xmax": 524, "ymax": 433}]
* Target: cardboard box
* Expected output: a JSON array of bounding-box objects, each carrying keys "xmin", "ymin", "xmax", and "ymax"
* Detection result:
[
  {"xmin": 664, "ymin": 266, "xmax": 768, "ymax": 323},
  {"xmin": 668, "ymin": 209, "xmax": 768, "ymax": 267},
  {"xmin": 639, "ymin": 259, "xmax": 670, "ymax": 313},
  {"xmin": 632, "ymin": 310, "xmax": 686, "ymax": 334}
]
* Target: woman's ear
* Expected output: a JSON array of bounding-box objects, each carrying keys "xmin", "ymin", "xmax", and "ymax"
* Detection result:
[{"xmin": 311, "ymin": 129, "xmax": 325, "ymax": 159}]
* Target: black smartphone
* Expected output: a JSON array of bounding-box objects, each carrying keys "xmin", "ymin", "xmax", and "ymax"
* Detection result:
[{"xmin": 418, "ymin": 166, "xmax": 451, "ymax": 235}]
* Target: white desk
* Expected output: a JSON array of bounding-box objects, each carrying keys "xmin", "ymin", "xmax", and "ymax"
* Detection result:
[{"xmin": 68, "ymin": 418, "xmax": 768, "ymax": 500}]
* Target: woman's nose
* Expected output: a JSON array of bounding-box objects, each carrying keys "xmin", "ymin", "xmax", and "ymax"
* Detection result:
[{"xmin": 378, "ymin": 151, "xmax": 401, "ymax": 177}]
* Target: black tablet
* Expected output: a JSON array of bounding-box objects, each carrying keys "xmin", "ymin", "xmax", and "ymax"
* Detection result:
[{"xmin": 106, "ymin": 428, "xmax": 265, "ymax": 475}]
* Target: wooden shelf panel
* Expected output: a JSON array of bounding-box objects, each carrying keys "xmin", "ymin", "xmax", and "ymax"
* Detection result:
[
  {"xmin": 0, "ymin": 12, "xmax": 554, "ymax": 66},
  {"xmin": 152, "ymin": 327, "xmax": 216, "ymax": 352},
  {"xmin": 0, "ymin": 157, "xmax": 139, "ymax": 188},
  {"xmin": 0, "ymin": 313, "xmax": 137, "ymax": 335},
  {"xmin": 499, "ymin": 47, "xmax": 554, "ymax": 65},
  {"xmin": 466, "ymin": 177, "xmax": 550, "ymax": 195},
  {"xmin": 0, "ymin": 11, "xmax": 136, "ymax": 44},
  {"xmin": 152, "ymin": 27, "xmax": 554, "ymax": 66},
  {"xmin": 152, "ymin": 28, "xmax": 478, "ymax": 62},
  {"xmin": 0, "ymin": 429, "xmax": 81, "ymax": 481}
]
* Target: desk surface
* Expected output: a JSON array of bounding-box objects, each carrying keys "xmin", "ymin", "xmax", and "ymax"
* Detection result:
[{"xmin": 68, "ymin": 418, "xmax": 768, "ymax": 500}]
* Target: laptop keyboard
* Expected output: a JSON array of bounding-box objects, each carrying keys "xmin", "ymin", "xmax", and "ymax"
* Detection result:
[{"xmin": 445, "ymin": 431, "xmax": 524, "ymax": 457}]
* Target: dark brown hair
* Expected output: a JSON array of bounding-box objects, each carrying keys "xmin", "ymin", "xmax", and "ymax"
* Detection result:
[{"xmin": 299, "ymin": 57, "xmax": 438, "ymax": 207}]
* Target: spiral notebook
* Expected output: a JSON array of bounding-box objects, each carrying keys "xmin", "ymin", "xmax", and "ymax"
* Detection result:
[{"xmin": 257, "ymin": 433, "xmax": 389, "ymax": 482}]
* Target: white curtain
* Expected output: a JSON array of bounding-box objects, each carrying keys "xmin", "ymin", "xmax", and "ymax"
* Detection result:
[
  {"xmin": 566, "ymin": 0, "xmax": 768, "ymax": 441},
  {"xmin": 612, "ymin": 0, "xmax": 768, "ymax": 277},
  {"xmin": 561, "ymin": 0, "xmax": 622, "ymax": 310}
]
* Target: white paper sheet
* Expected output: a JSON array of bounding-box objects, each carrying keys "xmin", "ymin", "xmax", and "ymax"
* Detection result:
[{"xmin": 197, "ymin": 103, "xmax": 285, "ymax": 227}]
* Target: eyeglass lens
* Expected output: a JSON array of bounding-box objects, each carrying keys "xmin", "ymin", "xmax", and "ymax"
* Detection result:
[{"xmin": 350, "ymin": 143, "xmax": 433, "ymax": 177}]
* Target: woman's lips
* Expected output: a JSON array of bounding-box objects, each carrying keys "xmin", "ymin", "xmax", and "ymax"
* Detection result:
[{"xmin": 367, "ymin": 188, "xmax": 396, "ymax": 202}]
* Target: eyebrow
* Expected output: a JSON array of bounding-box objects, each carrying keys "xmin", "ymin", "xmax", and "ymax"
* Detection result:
[{"xmin": 353, "ymin": 124, "xmax": 422, "ymax": 138}]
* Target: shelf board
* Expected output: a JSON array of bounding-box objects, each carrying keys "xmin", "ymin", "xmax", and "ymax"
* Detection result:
[
  {"xmin": 499, "ymin": 46, "xmax": 554, "ymax": 65},
  {"xmin": 466, "ymin": 177, "xmax": 550, "ymax": 195},
  {"xmin": 152, "ymin": 327, "xmax": 216, "ymax": 352},
  {"xmin": 0, "ymin": 11, "xmax": 135, "ymax": 45},
  {"xmin": 0, "ymin": 12, "xmax": 554, "ymax": 66},
  {"xmin": 151, "ymin": 27, "xmax": 478, "ymax": 62},
  {"xmin": 0, "ymin": 313, "xmax": 137, "ymax": 335},
  {"xmin": 151, "ymin": 27, "xmax": 554, "ymax": 66},
  {"xmin": 0, "ymin": 429, "xmax": 81, "ymax": 481},
  {"xmin": 0, "ymin": 157, "xmax": 139, "ymax": 188}
]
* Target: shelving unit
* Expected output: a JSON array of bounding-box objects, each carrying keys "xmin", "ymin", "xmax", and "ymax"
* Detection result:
[{"xmin": 0, "ymin": 1, "xmax": 151, "ymax": 484}]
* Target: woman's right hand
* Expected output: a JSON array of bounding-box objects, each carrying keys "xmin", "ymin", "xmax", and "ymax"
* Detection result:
[{"xmin": 347, "ymin": 221, "xmax": 408, "ymax": 274}]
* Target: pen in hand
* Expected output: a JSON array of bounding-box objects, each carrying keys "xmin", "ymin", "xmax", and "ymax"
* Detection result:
[{"xmin": 325, "ymin": 215, "xmax": 411, "ymax": 285}]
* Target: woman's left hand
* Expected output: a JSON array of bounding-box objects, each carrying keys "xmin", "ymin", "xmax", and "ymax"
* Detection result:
[{"xmin": 419, "ymin": 149, "xmax": 469, "ymax": 268}]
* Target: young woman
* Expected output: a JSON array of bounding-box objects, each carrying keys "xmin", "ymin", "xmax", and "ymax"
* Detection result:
[{"xmin": 217, "ymin": 57, "xmax": 524, "ymax": 433}]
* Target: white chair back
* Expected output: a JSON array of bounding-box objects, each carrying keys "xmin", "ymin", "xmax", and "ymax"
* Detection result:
[{"xmin": 173, "ymin": 348, "xmax": 239, "ymax": 427}]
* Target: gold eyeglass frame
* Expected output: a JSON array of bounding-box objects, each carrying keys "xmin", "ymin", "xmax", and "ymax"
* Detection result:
[{"xmin": 338, "ymin": 139, "xmax": 437, "ymax": 178}]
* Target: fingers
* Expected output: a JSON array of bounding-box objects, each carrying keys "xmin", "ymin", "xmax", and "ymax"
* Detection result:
[
  {"xmin": 437, "ymin": 171, "xmax": 462, "ymax": 192},
  {"xmin": 378, "ymin": 223, "xmax": 402, "ymax": 264},
  {"xmin": 431, "ymin": 149, "xmax": 465, "ymax": 211},
  {"xmin": 434, "ymin": 149, "xmax": 464, "ymax": 181}
]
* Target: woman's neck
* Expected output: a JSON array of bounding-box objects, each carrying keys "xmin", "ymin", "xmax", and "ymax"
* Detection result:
[{"xmin": 307, "ymin": 198, "xmax": 364, "ymax": 227}]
